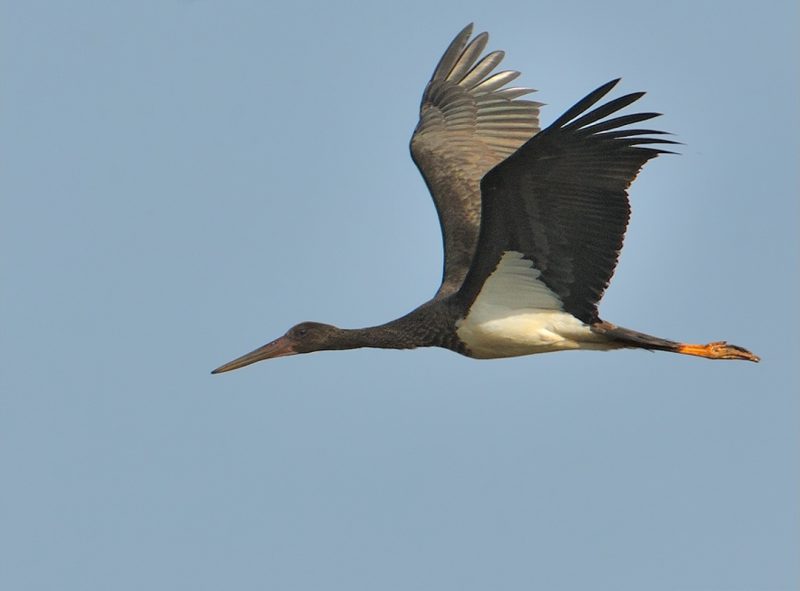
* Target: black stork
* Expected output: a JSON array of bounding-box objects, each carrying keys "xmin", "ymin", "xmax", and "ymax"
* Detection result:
[{"xmin": 212, "ymin": 24, "xmax": 758, "ymax": 374}]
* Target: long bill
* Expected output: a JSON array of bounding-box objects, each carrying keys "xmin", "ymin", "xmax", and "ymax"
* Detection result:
[{"xmin": 211, "ymin": 337, "xmax": 297, "ymax": 374}]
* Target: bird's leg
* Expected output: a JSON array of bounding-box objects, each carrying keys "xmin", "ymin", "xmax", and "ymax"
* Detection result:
[
  {"xmin": 592, "ymin": 323, "xmax": 759, "ymax": 362},
  {"xmin": 674, "ymin": 341, "xmax": 760, "ymax": 362}
]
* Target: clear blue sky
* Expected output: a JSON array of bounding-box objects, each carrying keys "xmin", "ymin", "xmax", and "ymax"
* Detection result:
[{"xmin": 2, "ymin": 1, "xmax": 798, "ymax": 590}]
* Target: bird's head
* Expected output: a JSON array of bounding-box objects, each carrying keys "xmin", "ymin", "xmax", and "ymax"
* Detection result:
[{"xmin": 211, "ymin": 321, "xmax": 340, "ymax": 374}]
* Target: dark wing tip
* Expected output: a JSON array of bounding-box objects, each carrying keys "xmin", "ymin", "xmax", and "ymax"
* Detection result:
[
  {"xmin": 544, "ymin": 80, "xmax": 678, "ymax": 154},
  {"xmin": 549, "ymin": 79, "xmax": 622, "ymax": 128},
  {"xmin": 564, "ymin": 92, "xmax": 646, "ymax": 130}
]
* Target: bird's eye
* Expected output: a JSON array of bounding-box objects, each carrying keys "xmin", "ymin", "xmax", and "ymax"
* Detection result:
[{"xmin": 295, "ymin": 327, "xmax": 308, "ymax": 337}]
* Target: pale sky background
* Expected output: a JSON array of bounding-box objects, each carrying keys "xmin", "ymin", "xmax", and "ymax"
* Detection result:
[{"xmin": 2, "ymin": 1, "xmax": 798, "ymax": 590}]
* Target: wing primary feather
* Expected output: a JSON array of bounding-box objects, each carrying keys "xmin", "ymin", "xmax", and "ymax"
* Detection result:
[
  {"xmin": 472, "ymin": 71, "xmax": 521, "ymax": 93},
  {"xmin": 563, "ymin": 92, "xmax": 646, "ymax": 130},
  {"xmin": 578, "ymin": 113, "xmax": 661, "ymax": 134},
  {"xmin": 615, "ymin": 137, "xmax": 680, "ymax": 146},
  {"xmin": 597, "ymin": 128, "xmax": 671, "ymax": 137},
  {"xmin": 447, "ymin": 32, "xmax": 489, "ymax": 82},
  {"xmin": 494, "ymin": 88, "xmax": 538, "ymax": 100},
  {"xmin": 548, "ymin": 78, "xmax": 620, "ymax": 128},
  {"xmin": 460, "ymin": 51, "xmax": 505, "ymax": 89},
  {"xmin": 430, "ymin": 24, "xmax": 474, "ymax": 82}
]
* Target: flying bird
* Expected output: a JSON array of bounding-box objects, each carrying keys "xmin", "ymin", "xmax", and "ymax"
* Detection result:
[{"xmin": 212, "ymin": 24, "xmax": 758, "ymax": 374}]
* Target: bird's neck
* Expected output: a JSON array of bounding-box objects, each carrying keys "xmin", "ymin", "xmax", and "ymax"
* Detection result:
[
  {"xmin": 332, "ymin": 302, "xmax": 459, "ymax": 352},
  {"xmin": 334, "ymin": 325, "xmax": 418, "ymax": 350}
]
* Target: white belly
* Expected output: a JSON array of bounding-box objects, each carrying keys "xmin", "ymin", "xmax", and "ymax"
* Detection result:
[{"xmin": 455, "ymin": 251, "xmax": 614, "ymax": 359}]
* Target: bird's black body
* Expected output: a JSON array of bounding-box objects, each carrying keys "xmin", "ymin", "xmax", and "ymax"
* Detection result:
[{"xmin": 212, "ymin": 24, "xmax": 758, "ymax": 374}]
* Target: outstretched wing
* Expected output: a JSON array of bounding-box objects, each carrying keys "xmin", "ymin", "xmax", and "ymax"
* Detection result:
[
  {"xmin": 457, "ymin": 79, "xmax": 677, "ymax": 324},
  {"xmin": 411, "ymin": 24, "xmax": 541, "ymax": 299}
]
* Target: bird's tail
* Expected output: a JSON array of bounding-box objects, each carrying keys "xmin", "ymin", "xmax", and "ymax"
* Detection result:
[{"xmin": 592, "ymin": 321, "xmax": 760, "ymax": 362}]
